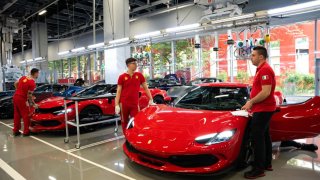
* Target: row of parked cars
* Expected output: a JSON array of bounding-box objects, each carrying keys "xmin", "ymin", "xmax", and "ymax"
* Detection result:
[{"xmin": 1, "ymin": 76, "xmax": 320, "ymax": 175}]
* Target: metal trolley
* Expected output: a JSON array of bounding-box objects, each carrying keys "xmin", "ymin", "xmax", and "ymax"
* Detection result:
[{"xmin": 63, "ymin": 96, "xmax": 120, "ymax": 149}]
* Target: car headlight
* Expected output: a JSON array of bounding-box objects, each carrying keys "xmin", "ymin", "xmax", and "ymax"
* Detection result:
[
  {"xmin": 127, "ymin": 117, "xmax": 134, "ymax": 129},
  {"xmin": 53, "ymin": 108, "xmax": 73, "ymax": 115},
  {"xmin": 195, "ymin": 129, "xmax": 236, "ymax": 145}
]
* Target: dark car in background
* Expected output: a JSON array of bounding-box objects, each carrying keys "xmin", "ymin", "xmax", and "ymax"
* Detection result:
[
  {"xmin": 0, "ymin": 85, "xmax": 84, "ymax": 119},
  {"xmin": 0, "ymin": 90, "xmax": 15, "ymax": 98}
]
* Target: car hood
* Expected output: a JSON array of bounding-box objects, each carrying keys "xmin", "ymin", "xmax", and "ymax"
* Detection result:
[
  {"xmin": 127, "ymin": 105, "xmax": 246, "ymax": 153},
  {"xmin": 38, "ymin": 96, "xmax": 67, "ymax": 108}
]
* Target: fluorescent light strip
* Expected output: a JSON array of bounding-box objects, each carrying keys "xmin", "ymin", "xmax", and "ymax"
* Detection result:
[
  {"xmin": 71, "ymin": 47, "xmax": 85, "ymax": 52},
  {"xmin": 268, "ymin": 0, "xmax": 320, "ymax": 16},
  {"xmin": 109, "ymin": 37, "xmax": 130, "ymax": 44},
  {"xmin": 20, "ymin": 61, "xmax": 26, "ymax": 64},
  {"xmin": 26, "ymin": 59, "xmax": 34, "ymax": 63},
  {"xmin": 58, "ymin": 51, "xmax": 70, "ymax": 55},
  {"xmin": 34, "ymin": 57, "xmax": 44, "ymax": 61},
  {"xmin": 39, "ymin": 10, "xmax": 47, "ymax": 15},
  {"xmin": 134, "ymin": 31, "xmax": 161, "ymax": 39},
  {"xmin": 88, "ymin": 43, "xmax": 105, "ymax": 49},
  {"xmin": 211, "ymin": 13, "xmax": 255, "ymax": 25},
  {"xmin": 166, "ymin": 23, "xmax": 201, "ymax": 33}
]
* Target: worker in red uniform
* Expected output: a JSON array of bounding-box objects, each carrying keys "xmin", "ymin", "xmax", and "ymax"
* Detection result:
[
  {"xmin": 242, "ymin": 46, "xmax": 276, "ymax": 179},
  {"xmin": 115, "ymin": 58, "xmax": 155, "ymax": 134},
  {"xmin": 13, "ymin": 68, "xmax": 39, "ymax": 136}
]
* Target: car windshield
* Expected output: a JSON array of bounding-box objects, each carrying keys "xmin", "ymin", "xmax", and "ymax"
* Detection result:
[
  {"xmin": 175, "ymin": 86, "xmax": 249, "ymax": 110},
  {"xmin": 186, "ymin": 78, "xmax": 221, "ymax": 86},
  {"xmin": 34, "ymin": 85, "xmax": 52, "ymax": 93},
  {"xmin": 75, "ymin": 84, "xmax": 114, "ymax": 97}
]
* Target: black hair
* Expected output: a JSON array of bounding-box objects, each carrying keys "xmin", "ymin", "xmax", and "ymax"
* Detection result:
[
  {"xmin": 253, "ymin": 46, "xmax": 268, "ymax": 59},
  {"xmin": 30, "ymin": 68, "xmax": 39, "ymax": 75},
  {"xmin": 125, "ymin": 58, "xmax": 137, "ymax": 66}
]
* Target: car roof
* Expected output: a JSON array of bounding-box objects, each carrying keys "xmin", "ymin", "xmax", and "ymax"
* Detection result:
[{"xmin": 198, "ymin": 82, "xmax": 249, "ymax": 88}]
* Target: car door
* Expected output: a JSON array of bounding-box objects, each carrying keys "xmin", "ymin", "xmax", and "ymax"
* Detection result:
[{"xmin": 269, "ymin": 96, "xmax": 320, "ymax": 142}]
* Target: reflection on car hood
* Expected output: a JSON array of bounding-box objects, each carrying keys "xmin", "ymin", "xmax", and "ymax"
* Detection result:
[{"xmin": 132, "ymin": 105, "xmax": 241, "ymax": 141}]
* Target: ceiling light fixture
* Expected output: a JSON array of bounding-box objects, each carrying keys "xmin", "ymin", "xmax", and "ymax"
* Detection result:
[
  {"xmin": 71, "ymin": 47, "xmax": 85, "ymax": 52},
  {"xmin": 58, "ymin": 51, "xmax": 70, "ymax": 55},
  {"xmin": 211, "ymin": 13, "xmax": 256, "ymax": 25},
  {"xmin": 134, "ymin": 31, "xmax": 162, "ymax": 39},
  {"xmin": 165, "ymin": 23, "xmax": 201, "ymax": 33},
  {"xmin": 88, "ymin": 43, "xmax": 105, "ymax": 49},
  {"xmin": 109, "ymin": 37, "xmax": 130, "ymax": 44},
  {"xmin": 267, "ymin": 0, "xmax": 320, "ymax": 17},
  {"xmin": 39, "ymin": 10, "xmax": 47, "ymax": 16}
]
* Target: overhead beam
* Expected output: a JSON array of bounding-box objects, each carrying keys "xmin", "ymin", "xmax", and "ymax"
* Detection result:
[
  {"xmin": 132, "ymin": 0, "xmax": 146, "ymax": 6},
  {"xmin": 53, "ymin": 20, "xmax": 103, "ymax": 38},
  {"xmin": 0, "ymin": 0, "xmax": 18, "ymax": 14},
  {"xmin": 46, "ymin": 19, "xmax": 70, "ymax": 26},
  {"xmin": 131, "ymin": 0, "xmax": 170, "ymax": 13},
  {"xmin": 60, "ymin": 9, "xmax": 88, "ymax": 18}
]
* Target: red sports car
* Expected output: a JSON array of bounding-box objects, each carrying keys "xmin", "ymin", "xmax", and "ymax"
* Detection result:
[
  {"xmin": 124, "ymin": 83, "xmax": 320, "ymax": 174},
  {"xmin": 31, "ymin": 84, "xmax": 171, "ymax": 132}
]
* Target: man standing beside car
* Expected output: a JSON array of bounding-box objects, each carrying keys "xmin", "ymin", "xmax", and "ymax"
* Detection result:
[
  {"xmin": 115, "ymin": 58, "xmax": 155, "ymax": 134},
  {"xmin": 242, "ymin": 46, "xmax": 276, "ymax": 179},
  {"xmin": 13, "ymin": 68, "xmax": 39, "ymax": 136}
]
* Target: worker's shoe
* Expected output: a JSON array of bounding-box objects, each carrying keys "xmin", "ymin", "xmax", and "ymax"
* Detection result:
[
  {"xmin": 265, "ymin": 166, "xmax": 273, "ymax": 171},
  {"xmin": 300, "ymin": 143, "xmax": 318, "ymax": 151},
  {"xmin": 13, "ymin": 132, "xmax": 21, "ymax": 137},
  {"xmin": 244, "ymin": 168, "xmax": 265, "ymax": 179}
]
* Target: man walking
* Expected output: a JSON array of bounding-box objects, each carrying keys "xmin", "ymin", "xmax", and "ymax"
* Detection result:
[
  {"xmin": 242, "ymin": 46, "xmax": 276, "ymax": 179},
  {"xmin": 13, "ymin": 68, "xmax": 39, "ymax": 136},
  {"xmin": 115, "ymin": 58, "xmax": 155, "ymax": 133}
]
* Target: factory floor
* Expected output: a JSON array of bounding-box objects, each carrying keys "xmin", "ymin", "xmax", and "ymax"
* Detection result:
[{"xmin": 0, "ymin": 118, "xmax": 319, "ymax": 180}]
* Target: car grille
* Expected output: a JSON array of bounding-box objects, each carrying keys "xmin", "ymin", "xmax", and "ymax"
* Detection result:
[
  {"xmin": 36, "ymin": 107, "xmax": 64, "ymax": 114},
  {"xmin": 31, "ymin": 120, "xmax": 61, "ymax": 127},
  {"xmin": 126, "ymin": 141, "xmax": 218, "ymax": 168}
]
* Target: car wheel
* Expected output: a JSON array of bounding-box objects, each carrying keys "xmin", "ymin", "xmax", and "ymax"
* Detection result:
[
  {"xmin": 79, "ymin": 106, "xmax": 102, "ymax": 131},
  {"xmin": 236, "ymin": 123, "xmax": 253, "ymax": 169},
  {"xmin": 153, "ymin": 95, "xmax": 165, "ymax": 104}
]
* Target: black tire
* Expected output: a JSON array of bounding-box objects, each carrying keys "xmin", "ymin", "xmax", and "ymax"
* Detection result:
[
  {"xmin": 79, "ymin": 106, "xmax": 102, "ymax": 131},
  {"xmin": 153, "ymin": 95, "xmax": 165, "ymax": 104},
  {"xmin": 236, "ymin": 122, "xmax": 253, "ymax": 170}
]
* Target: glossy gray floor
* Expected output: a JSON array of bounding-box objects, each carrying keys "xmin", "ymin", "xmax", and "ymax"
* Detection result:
[{"xmin": 0, "ymin": 119, "xmax": 319, "ymax": 180}]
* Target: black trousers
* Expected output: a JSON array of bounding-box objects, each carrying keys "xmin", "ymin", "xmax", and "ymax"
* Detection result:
[{"xmin": 251, "ymin": 111, "xmax": 274, "ymax": 170}]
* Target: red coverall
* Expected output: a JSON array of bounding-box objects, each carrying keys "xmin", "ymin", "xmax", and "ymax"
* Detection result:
[
  {"xmin": 117, "ymin": 72, "xmax": 145, "ymax": 133},
  {"xmin": 13, "ymin": 76, "xmax": 36, "ymax": 135}
]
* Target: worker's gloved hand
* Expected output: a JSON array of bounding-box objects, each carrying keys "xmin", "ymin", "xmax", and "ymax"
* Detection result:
[
  {"xmin": 26, "ymin": 101, "xmax": 30, "ymax": 107},
  {"xmin": 115, "ymin": 105, "xmax": 121, "ymax": 115},
  {"xmin": 33, "ymin": 104, "xmax": 39, "ymax": 109},
  {"xmin": 149, "ymin": 100, "xmax": 156, "ymax": 106}
]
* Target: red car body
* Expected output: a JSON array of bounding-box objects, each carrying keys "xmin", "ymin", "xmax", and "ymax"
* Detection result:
[
  {"xmin": 30, "ymin": 87, "xmax": 170, "ymax": 132},
  {"xmin": 124, "ymin": 83, "xmax": 320, "ymax": 174}
]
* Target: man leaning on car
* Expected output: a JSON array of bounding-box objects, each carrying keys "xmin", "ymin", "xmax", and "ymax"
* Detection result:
[{"xmin": 242, "ymin": 46, "xmax": 276, "ymax": 179}]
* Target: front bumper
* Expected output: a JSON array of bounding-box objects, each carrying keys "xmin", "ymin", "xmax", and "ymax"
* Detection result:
[
  {"xmin": 123, "ymin": 141, "xmax": 234, "ymax": 174},
  {"xmin": 31, "ymin": 112, "xmax": 75, "ymax": 132}
]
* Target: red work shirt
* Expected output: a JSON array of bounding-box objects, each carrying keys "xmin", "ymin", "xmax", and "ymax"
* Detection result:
[
  {"xmin": 14, "ymin": 76, "xmax": 36, "ymax": 100},
  {"xmin": 118, "ymin": 72, "xmax": 146, "ymax": 106},
  {"xmin": 250, "ymin": 62, "xmax": 276, "ymax": 113}
]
